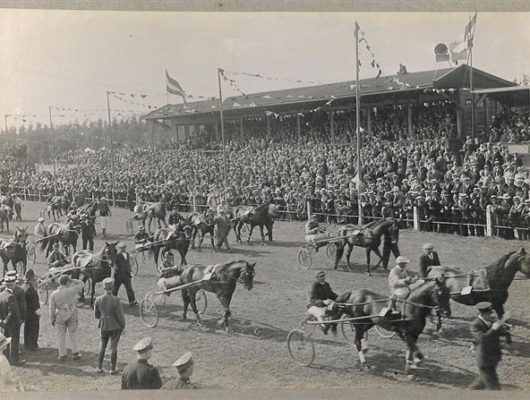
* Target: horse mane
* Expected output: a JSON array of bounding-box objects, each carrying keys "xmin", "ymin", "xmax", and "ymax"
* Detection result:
[
  {"xmin": 335, "ymin": 291, "xmax": 352, "ymax": 303},
  {"xmin": 485, "ymin": 251, "xmax": 516, "ymax": 282}
]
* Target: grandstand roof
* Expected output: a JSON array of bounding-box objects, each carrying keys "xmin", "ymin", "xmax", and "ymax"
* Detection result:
[{"xmin": 144, "ymin": 65, "xmax": 514, "ymax": 121}]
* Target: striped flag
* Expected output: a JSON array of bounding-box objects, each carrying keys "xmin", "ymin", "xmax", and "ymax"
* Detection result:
[
  {"xmin": 450, "ymin": 12, "xmax": 478, "ymax": 64},
  {"xmin": 165, "ymin": 69, "xmax": 187, "ymax": 103}
]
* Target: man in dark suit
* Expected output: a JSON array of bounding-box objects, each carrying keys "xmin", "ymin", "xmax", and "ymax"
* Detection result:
[
  {"xmin": 382, "ymin": 219, "xmax": 400, "ymax": 271},
  {"xmin": 22, "ymin": 269, "xmax": 40, "ymax": 351},
  {"xmin": 0, "ymin": 274, "xmax": 22, "ymax": 364},
  {"xmin": 121, "ymin": 337, "xmax": 162, "ymax": 390},
  {"xmin": 419, "ymin": 243, "xmax": 441, "ymax": 278},
  {"xmin": 94, "ymin": 277, "xmax": 126, "ymax": 374},
  {"xmin": 112, "ymin": 243, "xmax": 137, "ymax": 306},
  {"xmin": 468, "ymin": 302, "xmax": 507, "ymax": 390},
  {"xmin": 4, "ymin": 271, "xmax": 25, "ymax": 362}
]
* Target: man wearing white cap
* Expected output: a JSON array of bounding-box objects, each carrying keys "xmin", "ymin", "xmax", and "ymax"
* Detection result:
[
  {"xmin": 94, "ymin": 277, "xmax": 125, "ymax": 374},
  {"xmin": 34, "ymin": 217, "xmax": 47, "ymax": 238},
  {"xmin": 121, "ymin": 337, "xmax": 162, "ymax": 390},
  {"xmin": 49, "ymin": 275, "xmax": 84, "ymax": 361},
  {"xmin": 162, "ymin": 352, "xmax": 197, "ymax": 389},
  {"xmin": 388, "ymin": 256, "xmax": 420, "ymax": 309},
  {"xmin": 0, "ymin": 332, "xmax": 23, "ymax": 391},
  {"xmin": 419, "ymin": 243, "xmax": 441, "ymax": 278}
]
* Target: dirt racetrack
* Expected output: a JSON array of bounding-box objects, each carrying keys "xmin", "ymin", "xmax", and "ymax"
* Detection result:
[{"xmin": 4, "ymin": 201, "xmax": 530, "ymax": 392}]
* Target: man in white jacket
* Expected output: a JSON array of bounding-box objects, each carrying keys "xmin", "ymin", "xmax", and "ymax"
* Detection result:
[{"xmin": 49, "ymin": 275, "xmax": 84, "ymax": 361}]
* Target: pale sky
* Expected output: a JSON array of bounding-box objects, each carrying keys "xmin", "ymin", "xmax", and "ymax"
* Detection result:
[{"xmin": 0, "ymin": 10, "xmax": 529, "ymax": 127}]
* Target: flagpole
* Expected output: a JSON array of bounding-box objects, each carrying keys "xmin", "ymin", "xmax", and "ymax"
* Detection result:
[
  {"xmin": 355, "ymin": 22, "xmax": 362, "ymax": 224},
  {"xmin": 48, "ymin": 106, "xmax": 56, "ymax": 178},
  {"xmin": 468, "ymin": 15, "xmax": 475, "ymax": 139},
  {"xmin": 217, "ymin": 68, "xmax": 228, "ymax": 188},
  {"xmin": 3, "ymin": 114, "xmax": 8, "ymax": 134},
  {"xmin": 106, "ymin": 91, "xmax": 116, "ymax": 206}
]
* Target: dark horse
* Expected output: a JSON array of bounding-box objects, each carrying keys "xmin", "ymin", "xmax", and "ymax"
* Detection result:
[
  {"xmin": 0, "ymin": 239, "xmax": 27, "ymax": 277},
  {"xmin": 178, "ymin": 260, "xmax": 256, "ymax": 331},
  {"xmin": 152, "ymin": 225, "xmax": 192, "ymax": 266},
  {"xmin": 188, "ymin": 211, "xmax": 216, "ymax": 251},
  {"xmin": 338, "ymin": 276, "xmax": 450, "ymax": 371},
  {"xmin": 0, "ymin": 205, "xmax": 12, "ymax": 232},
  {"xmin": 428, "ymin": 248, "xmax": 530, "ymax": 343},
  {"xmin": 40, "ymin": 218, "xmax": 80, "ymax": 257},
  {"xmin": 71, "ymin": 241, "xmax": 118, "ymax": 306},
  {"xmin": 334, "ymin": 219, "xmax": 395, "ymax": 275},
  {"xmin": 231, "ymin": 203, "xmax": 279, "ymax": 245}
]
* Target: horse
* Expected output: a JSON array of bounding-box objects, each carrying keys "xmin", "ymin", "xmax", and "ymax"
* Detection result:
[
  {"xmin": 0, "ymin": 239, "xmax": 27, "ymax": 277},
  {"xmin": 177, "ymin": 260, "xmax": 256, "ymax": 331},
  {"xmin": 428, "ymin": 248, "xmax": 530, "ymax": 343},
  {"xmin": 338, "ymin": 276, "xmax": 451, "ymax": 371},
  {"xmin": 151, "ymin": 224, "xmax": 192, "ymax": 266},
  {"xmin": 39, "ymin": 217, "xmax": 80, "ymax": 257},
  {"xmin": 0, "ymin": 205, "xmax": 12, "ymax": 232},
  {"xmin": 14, "ymin": 226, "xmax": 28, "ymax": 246},
  {"xmin": 334, "ymin": 219, "xmax": 395, "ymax": 275},
  {"xmin": 47, "ymin": 196, "xmax": 64, "ymax": 221},
  {"xmin": 188, "ymin": 211, "xmax": 216, "ymax": 251},
  {"xmin": 71, "ymin": 241, "xmax": 118, "ymax": 307},
  {"xmin": 231, "ymin": 203, "xmax": 280, "ymax": 245},
  {"xmin": 146, "ymin": 201, "xmax": 168, "ymax": 233}
]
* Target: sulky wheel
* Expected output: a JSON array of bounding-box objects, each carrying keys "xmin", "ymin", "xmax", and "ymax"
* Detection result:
[
  {"xmin": 340, "ymin": 315, "xmax": 356, "ymax": 343},
  {"xmin": 326, "ymin": 242, "xmax": 338, "ymax": 261},
  {"xmin": 287, "ymin": 328, "xmax": 315, "ymax": 367},
  {"xmin": 38, "ymin": 280, "xmax": 49, "ymax": 305},
  {"xmin": 374, "ymin": 325, "xmax": 395, "ymax": 338},
  {"xmin": 297, "ymin": 247, "xmax": 312, "ymax": 270},
  {"xmin": 27, "ymin": 242, "xmax": 37, "ymax": 264},
  {"xmin": 195, "ymin": 289, "xmax": 208, "ymax": 315},
  {"xmin": 140, "ymin": 290, "xmax": 160, "ymax": 328},
  {"xmin": 125, "ymin": 220, "xmax": 134, "ymax": 235}
]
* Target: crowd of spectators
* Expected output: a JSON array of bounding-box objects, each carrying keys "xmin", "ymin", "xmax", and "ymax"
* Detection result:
[{"xmin": 1, "ymin": 105, "xmax": 530, "ymax": 240}]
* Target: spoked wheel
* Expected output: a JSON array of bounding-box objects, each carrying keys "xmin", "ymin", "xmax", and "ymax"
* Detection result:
[
  {"xmin": 374, "ymin": 325, "xmax": 395, "ymax": 338},
  {"xmin": 140, "ymin": 290, "xmax": 160, "ymax": 328},
  {"xmin": 297, "ymin": 247, "xmax": 312, "ymax": 270},
  {"xmin": 27, "ymin": 242, "xmax": 37, "ymax": 264},
  {"xmin": 195, "ymin": 289, "xmax": 208, "ymax": 315},
  {"xmin": 125, "ymin": 220, "xmax": 134, "ymax": 235},
  {"xmin": 326, "ymin": 242, "xmax": 338, "ymax": 261},
  {"xmin": 340, "ymin": 315, "xmax": 356, "ymax": 343},
  {"xmin": 287, "ymin": 328, "xmax": 315, "ymax": 367},
  {"xmin": 38, "ymin": 280, "xmax": 49, "ymax": 305}
]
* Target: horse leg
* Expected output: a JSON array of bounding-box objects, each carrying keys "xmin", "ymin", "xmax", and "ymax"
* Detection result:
[
  {"xmin": 354, "ymin": 324, "xmax": 372, "ymax": 366},
  {"xmin": 217, "ymin": 293, "xmax": 233, "ymax": 332},
  {"xmin": 246, "ymin": 225, "xmax": 255, "ymax": 245},
  {"xmin": 267, "ymin": 221, "xmax": 273, "ymax": 242},
  {"xmin": 191, "ymin": 228, "xmax": 197, "ymax": 249},
  {"xmin": 345, "ymin": 242, "xmax": 354, "ymax": 270},
  {"xmin": 494, "ymin": 304, "xmax": 511, "ymax": 344},
  {"xmin": 334, "ymin": 243, "xmax": 345, "ymax": 270},
  {"xmin": 210, "ymin": 231, "xmax": 217, "ymax": 252},
  {"xmin": 372, "ymin": 246, "xmax": 383, "ymax": 268},
  {"xmin": 259, "ymin": 225, "xmax": 266, "ymax": 246},
  {"xmin": 365, "ymin": 248, "xmax": 371, "ymax": 276},
  {"xmin": 188, "ymin": 289, "xmax": 202, "ymax": 325},
  {"xmin": 180, "ymin": 290, "xmax": 191, "ymax": 321},
  {"xmin": 179, "ymin": 248, "xmax": 187, "ymax": 266},
  {"xmin": 90, "ymin": 279, "xmax": 97, "ymax": 307},
  {"xmin": 198, "ymin": 231, "xmax": 205, "ymax": 251}
]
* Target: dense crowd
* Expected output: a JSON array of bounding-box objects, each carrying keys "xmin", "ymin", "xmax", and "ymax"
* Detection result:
[{"xmin": 1, "ymin": 106, "xmax": 530, "ymax": 239}]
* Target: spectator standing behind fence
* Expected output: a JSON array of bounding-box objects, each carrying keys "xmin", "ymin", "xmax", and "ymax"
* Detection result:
[
  {"xmin": 49, "ymin": 275, "xmax": 84, "ymax": 361},
  {"xmin": 94, "ymin": 278, "xmax": 125, "ymax": 375}
]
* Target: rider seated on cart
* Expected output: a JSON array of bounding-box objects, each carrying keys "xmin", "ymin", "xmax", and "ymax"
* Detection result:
[
  {"xmin": 307, "ymin": 271, "xmax": 339, "ymax": 335},
  {"xmin": 134, "ymin": 226, "xmax": 153, "ymax": 250},
  {"xmin": 48, "ymin": 242, "xmax": 69, "ymax": 269},
  {"xmin": 305, "ymin": 215, "xmax": 328, "ymax": 252},
  {"xmin": 159, "ymin": 251, "xmax": 182, "ymax": 277},
  {"xmin": 387, "ymin": 256, "xmax": 423, "ymax": 315},
  {"xmin": 168, "ymin": 207, "xmax": 185, "ymax": 226}
]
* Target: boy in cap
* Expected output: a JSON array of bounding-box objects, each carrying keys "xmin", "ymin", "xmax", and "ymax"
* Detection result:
[
  {"xmin": 418, "ymin": 243, "xmax": 441, "ymax": 278},
  {"xmin": 308, "ymin": 271, "xmax": 338, "ymax": 335},
  {"xmin": 121, "ymin": 337, "xmax": 162, "ymax": 390},
  {"xmin": 468, "ymin": 302, "xmax": 508, "ymax": 390},
  {"xmin": 163, "ymin": 352, "xmax": 197, "ymax": 389},
  {"xmin": 94, "ymin": 277, "xmax": 125, "ymax": 374},
  {"xmin": 23, "ymin": 269, "xmax": 40, "ymax": 351},
  {"xmin": 112, "ymin": 243, "xmax": 137, "ymax": 306}
]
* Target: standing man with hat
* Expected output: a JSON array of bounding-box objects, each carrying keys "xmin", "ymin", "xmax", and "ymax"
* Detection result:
[
  {"xmin": 468, "ymin": 301, "xmax": 508, "ymax": 390},
  {"xmin": 163, "ymin": 352, "xmax": 197, "ymax": 389},
  {"xmin": 419, "ymin": 243, "xmax": 441, "ymax": 278},
  {"xmin": 34, "ymin": 217, "xmax": 47, "ymax": 238},
  {"xmin": 4, "ymin": 271, "xmax": 25, "ymax": 362},
  {"xmin": 112, "ymin": 243, "xmax": 137, "ymax": 306},
  {"xmin": 94, "ymin": 277, "xmax": 125, "ymax": 374},
  {"xmin": 121, "ymin": 337, "xmax": 162, "ymax": 390},
  {"xmin": 49, "ymin": 275, "xmax": 84, "ymax": 361},
  {"xmin": 0, "ymin": 274, "xmax": 22, "ymax": 364},
  {"xmin": 307, "ymin": 271, "xmax": 338, "ymax": 335},
  {"xmin": 22, "ymin": 269, "xmax": 40, "ymax": 351}
]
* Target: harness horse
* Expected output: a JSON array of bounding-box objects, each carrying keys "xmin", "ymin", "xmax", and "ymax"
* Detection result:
[{"xmin": 231, "ymin": 203, "xmax": 279, "ymax": 245}]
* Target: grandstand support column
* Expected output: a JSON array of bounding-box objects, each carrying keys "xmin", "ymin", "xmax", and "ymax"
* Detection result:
[
  {"xmin": 407, "ymin": 104, "xmax": 413, "ymax": 136},
  {"xmin": 485, "ymin": 205, "xmax": 493, "ymax": 237},
  {"xmin": 330, "ymin": 111, "xmax": 335, "ymax": 145},
  {"xmin": 354, "ymin": 21, "xmax": 362, "ymax": 224},
  {"xmin": 306, "ymin": 200, "xmax": 312, "ymax": 221},
  {"xmin": 456, "ymin": 107, "xmax": 463, "ymax": 139},
  {"xmin": 484, "ymin": 97, "xmax": 490, "ymax": 126},
  {"xmin": 296, "ymin": 114, "xmax": 301, "ymax": 140},
  {"xmin": 413, "ymin": 206, "xmax": 420, "ymax": 231}
]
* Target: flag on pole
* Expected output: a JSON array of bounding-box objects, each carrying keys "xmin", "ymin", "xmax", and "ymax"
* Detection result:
[
  {"xmin": 165, "ymin": 70, "xmax": 187, "ymax": 103},
  {"xmin": 449, "ymin": 12, "xmax": 478, "ymax": 64}
]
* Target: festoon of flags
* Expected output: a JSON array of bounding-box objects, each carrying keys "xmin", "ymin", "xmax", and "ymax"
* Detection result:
[{"xmin": 447, "ymin": 12, "xmax": 478, "ymax": 64}]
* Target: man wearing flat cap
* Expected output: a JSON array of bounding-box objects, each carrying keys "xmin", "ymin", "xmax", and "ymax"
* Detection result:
[
  {"xmin": 308, "ymin": 271, "xmax": 338, "ymax": 335},
  {"xmin": 469, "ymin": 302, "xmax": 508, "ymax": 390},
  {"xmin": 388, "ymin": 256, "xmax": 420, "ymax": 310},
  {"xmin": 94, "ymin": 277, "xmax": 125, "ymax": 374},
  {"xmin": 419, "ymin": 243, "xmax": 441, "ymax": 278},
  {"xmin": 121, "ymin": 337, "xmax": 162, "ymax": 390},
  {"xmin": 162, "ymin": 352, "xmax": 197, "ymax": 389}
]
